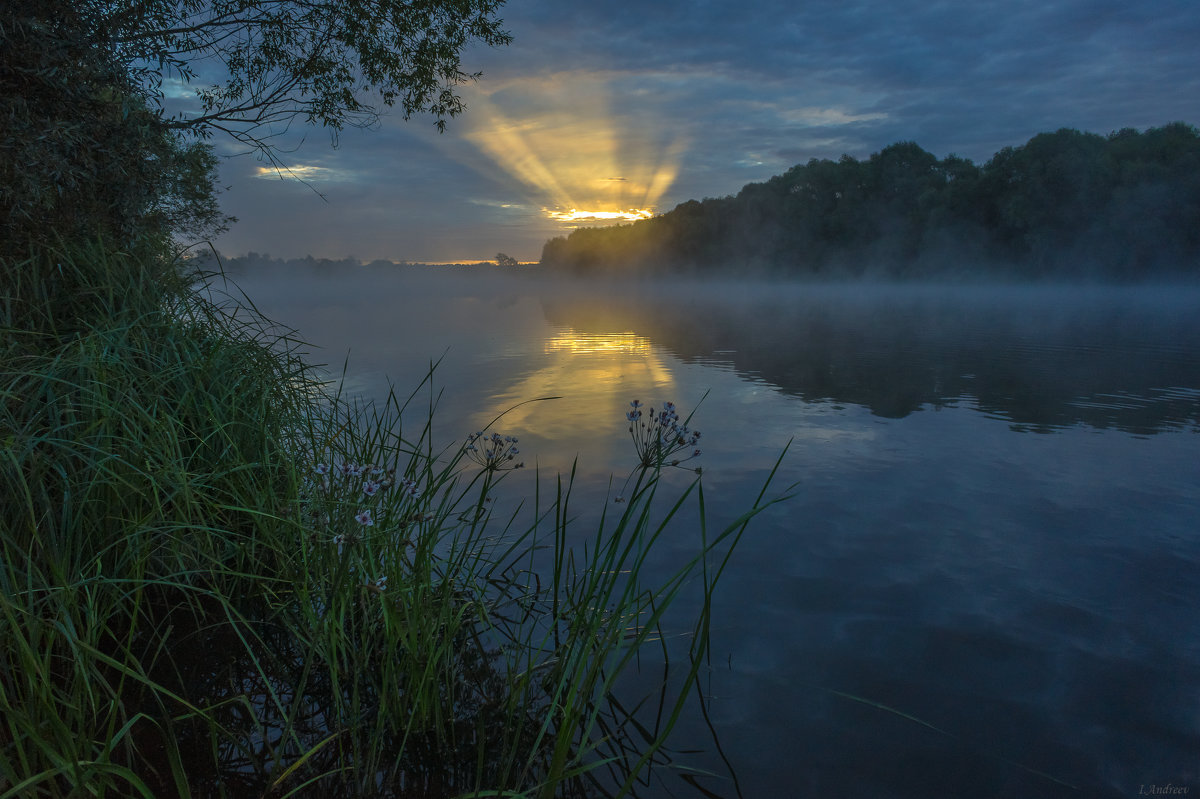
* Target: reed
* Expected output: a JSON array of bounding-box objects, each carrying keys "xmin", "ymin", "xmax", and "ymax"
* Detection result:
[{"xmin": 0, "ymin": 241, "xmax": 789, "ymax": 797}]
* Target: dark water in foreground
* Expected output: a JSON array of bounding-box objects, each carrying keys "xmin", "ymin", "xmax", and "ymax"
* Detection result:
[{"xmin": 223, "ymin": 264, "xmax": 1200, "ymax": 798}]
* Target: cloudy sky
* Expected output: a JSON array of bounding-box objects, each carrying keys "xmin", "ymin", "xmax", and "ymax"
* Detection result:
[{"xmin": 208, "ymin": 0, "xmax": 1200, "ymax": 263}]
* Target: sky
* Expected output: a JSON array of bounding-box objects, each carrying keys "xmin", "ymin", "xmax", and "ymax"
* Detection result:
[{"xmin": 206, "ymin": 0, "xmax": 1200, "ymax": 264}]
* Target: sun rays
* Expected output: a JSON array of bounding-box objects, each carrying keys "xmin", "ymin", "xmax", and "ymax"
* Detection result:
[{"xmin": 459, "ymin": 72, "xmax": 687, "ymax": 227}]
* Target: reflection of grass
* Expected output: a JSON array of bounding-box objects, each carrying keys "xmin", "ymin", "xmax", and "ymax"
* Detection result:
[{"xmin": 0, "ymin": 240, "xmax": 789, "ymax": 797}]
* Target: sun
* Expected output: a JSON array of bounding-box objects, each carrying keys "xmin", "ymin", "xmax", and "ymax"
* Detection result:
[{"xmin": 545, "ymin": 208, "xmax": 656, "ymax": 223}]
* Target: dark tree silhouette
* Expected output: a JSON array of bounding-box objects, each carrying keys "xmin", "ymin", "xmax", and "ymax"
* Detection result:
[{"xmin": 540, "ymin": 124, "xmax": 1200, "ymax": 281}]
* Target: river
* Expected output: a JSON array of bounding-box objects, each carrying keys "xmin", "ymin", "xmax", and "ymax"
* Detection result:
[{"xmin": 219, "ymin": 261, "xmax": 1200, "ymax": 798}]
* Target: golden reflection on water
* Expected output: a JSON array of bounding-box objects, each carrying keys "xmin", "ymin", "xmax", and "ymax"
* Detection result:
[
  {"xmin": 471, "ymin": 328, "xmax": 677, "ymax": 467},
  {"xmin": 544, "ymin": 330, "xmax": 652, "ymax": 356}
]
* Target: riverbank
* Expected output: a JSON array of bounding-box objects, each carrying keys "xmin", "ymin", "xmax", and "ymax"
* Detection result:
[{"xmin": 0, "ymin": 241, "xmax": 781, "ymax": 797}]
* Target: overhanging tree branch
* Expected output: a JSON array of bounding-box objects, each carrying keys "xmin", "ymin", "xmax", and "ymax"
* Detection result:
[{"xmin": 101, "ymin": 0, "xmax": 511, "ymax": 156}]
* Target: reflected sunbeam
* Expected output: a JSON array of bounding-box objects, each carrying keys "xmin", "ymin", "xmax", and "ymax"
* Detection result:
[{"xmin": 469, "ymin": 327, "xmax": 677, "ymax": 470}]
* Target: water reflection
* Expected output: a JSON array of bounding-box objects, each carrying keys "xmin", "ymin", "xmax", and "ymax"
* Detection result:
[
  {"xmin": 467, "ymin": 328, "xmax": 678, "ymax": 470},
  {"xmin": 540, "ymin": 282, "xmax": 1200, "ymax": 434},
  {"xmin": 217, "ymin": 266, "xmax": 1200, "ymax": 797},
  {"xmin": 544, "ymin": 329, "xmax": 654, "ymax": 356}
]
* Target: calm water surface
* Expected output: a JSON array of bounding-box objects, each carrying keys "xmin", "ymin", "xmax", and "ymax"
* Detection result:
[{"xmin": 225, "ymin": 264, "xmax": 1200, "ymax": 798}]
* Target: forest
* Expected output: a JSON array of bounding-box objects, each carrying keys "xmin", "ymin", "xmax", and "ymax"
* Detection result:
[{"xmin": 539, "ymin": 124, "xmax": 1200, "ymax": 280}]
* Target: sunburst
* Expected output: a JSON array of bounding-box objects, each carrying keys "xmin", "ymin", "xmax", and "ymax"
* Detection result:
[{"xmin": 457, "ymin": 72, "xmax": 687, "ymax": 227}]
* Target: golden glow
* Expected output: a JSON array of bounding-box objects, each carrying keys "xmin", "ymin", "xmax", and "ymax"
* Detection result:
[
  {"xmin": 458, "ymin": 72, "xmax": 687, "ymax": 227},
  {"xmin": 545, "ymin": 208, "xmax": 655, "ymax": 223},
  {"xmin": 544, "ymin": 330, "xmax": 654, "ymax": 356},
  {"xmin": 252, "ymin": 164, "xmax": 353, "ymax": 182}
]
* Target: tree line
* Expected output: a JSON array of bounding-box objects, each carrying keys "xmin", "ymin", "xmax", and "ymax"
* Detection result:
[{"xmin": 540, "ymin": 124, "xmax": 1200, "ymax": 280}]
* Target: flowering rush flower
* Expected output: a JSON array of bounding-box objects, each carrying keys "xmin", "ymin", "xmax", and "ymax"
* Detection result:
[
  {"xmin": 362, "ymin": 480, "xmax": 381, "ymax": 497},
  {"xmin": 464, "ymin": 431, "xmax": 525, "ymax": 471},
  {"xmin": 355, "ymin": 509, "xmax": 374, "ymax": 526},
  {"xmin": 314, "ymin": 463, "xmax": 330, "ymax": 476},
  {"xmin": 626, "ymin": 399, "xmax": 703, "ymax": 469}
]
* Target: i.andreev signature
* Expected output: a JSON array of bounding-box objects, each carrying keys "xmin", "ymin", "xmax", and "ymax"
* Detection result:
[{"xmin": 1139, "ymin": 785, "xmax": 1190, "ymax": 796}]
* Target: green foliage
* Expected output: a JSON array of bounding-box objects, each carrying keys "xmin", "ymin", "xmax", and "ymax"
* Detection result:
[
  {"xmin": 0, "ymin": 243, "xmax": 308, "ymax": 796},
  {"xmin": 0, "ymin": 4, "xmax": 230, "ymax": 260},
  {"xmin": 539, "ymin": 124, "xmax": 1200, "ymax": 280}
]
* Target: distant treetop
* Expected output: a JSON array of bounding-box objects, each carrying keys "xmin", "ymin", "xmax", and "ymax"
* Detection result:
[{"xmin": 540, "ymin": 123, "xmax": 1200, "ymax": 281}]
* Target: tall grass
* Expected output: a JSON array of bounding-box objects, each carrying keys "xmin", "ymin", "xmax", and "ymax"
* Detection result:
[{"xmin": 0, "ymin": 241, "xmax": 789, "ymax": 797}]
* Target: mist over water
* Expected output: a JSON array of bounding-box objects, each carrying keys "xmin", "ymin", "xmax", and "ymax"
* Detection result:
[
  {"xmin": 222, "ymin": 262, "xmax": 1200, "ymax": 798},
  {"xmin": 223, "ymin": 262, "xmax": 1200, "ymax": 436}
]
